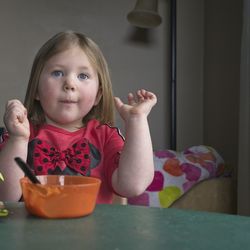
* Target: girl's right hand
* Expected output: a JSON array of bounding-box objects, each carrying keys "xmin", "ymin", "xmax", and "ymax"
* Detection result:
[{"xmin": 4, "ymin": 99, "xmax": 30, "ymax": 140}]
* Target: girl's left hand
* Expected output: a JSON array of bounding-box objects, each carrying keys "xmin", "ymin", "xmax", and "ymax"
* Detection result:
[{"xmin": 114, "ymin": 89, "xmax": 157, "ymax": 121}]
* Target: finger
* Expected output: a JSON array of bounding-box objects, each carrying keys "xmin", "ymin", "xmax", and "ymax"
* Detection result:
[
  {"xmin": 127, "ymin": 92, "xmax": 137, "ymax": 105},
  {"xmin": 139, "ymin": 89, "xmax": 153, "ymax": 98},
  {"xmin": 140, "ymin": 89, "xmax": 146, "ymax": 96},
  {"xmin": 114, "ymin": 97, "xmax": 124, "ymax": 110},
  {"xmin": 140, "ymin": 90, "xmax": 157, "ymax": 101},
  {"xmin": 4, "ymin": 110, "xmax": 25, "ymax": 125},
  {"xmin": 5, "ymin": 100, "xmax": 26, "ymax": 117},
  {"xmin": 5, "ymin": 99, "xmax": 24, "ymax": 110},
  {"xmin": 136, "ymin": 89, "xmax": 145, "ymax": 102},
  {"xmin": 4, "ymin": 101, "xmax": 27, "ymax": 124},
  {"xmin": 144, "ymin": 91, "xmax": 155, "ymax": 99},
  {"xmin": 5, "ymin": 104, "xmax": 26, "ymax": 118},
  {"xmin": 16, "ymin": 110, "xmax": 27, "ymax": 123}
]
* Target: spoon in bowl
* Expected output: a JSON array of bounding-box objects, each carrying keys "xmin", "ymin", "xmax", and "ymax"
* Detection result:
[{"xmin": 14, "ymin": 157, "xmax": 41, "ymax": 184}]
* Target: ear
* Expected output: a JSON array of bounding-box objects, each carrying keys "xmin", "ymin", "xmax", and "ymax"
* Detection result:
[
  {"xmin": 35, "ymin": 92, "xmax": 40, "ymax": 101},
  {"xmin": 94, "ymin": 88, "xmax": 102, "ymax": 106}
]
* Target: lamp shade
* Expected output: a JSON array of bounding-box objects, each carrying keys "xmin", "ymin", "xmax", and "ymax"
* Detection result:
[{"xmin": 127, "ymin": 0, "xmax": 162, "ymax": 28}]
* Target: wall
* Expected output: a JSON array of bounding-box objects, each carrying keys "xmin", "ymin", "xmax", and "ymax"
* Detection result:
[
  {"xmin": 176, "ymin": 0, "xmax": 205, "ymax": 150},
  {"xmin": 204, "ymin": 0, "xmax": 242, "ymax": 169},
  {"xmin": 177, "ymin": 0, "xmax": 242, "ymax": 171},
  {"xmin": 0, "ymin": 0, "xmax": 168, "ymax": 150}
]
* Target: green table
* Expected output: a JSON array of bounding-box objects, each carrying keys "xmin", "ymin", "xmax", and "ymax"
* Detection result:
[{"xmin": 1, "ymin": 202, "xmax": 250, "ymax": 250}]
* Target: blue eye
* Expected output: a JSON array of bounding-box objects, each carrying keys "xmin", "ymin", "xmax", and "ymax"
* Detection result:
[
  {"xmin": 51, "ymin": 70, "xmax": 64, "ymax": 77},
  {"xmin": 78, "ymin": 73, "xmax": 89, "ymax": 80}
]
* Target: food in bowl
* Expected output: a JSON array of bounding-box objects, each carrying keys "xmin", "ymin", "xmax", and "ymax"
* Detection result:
[{"xmin": 20, "ymin": 175, "xmax": 101, "ymax": 219}]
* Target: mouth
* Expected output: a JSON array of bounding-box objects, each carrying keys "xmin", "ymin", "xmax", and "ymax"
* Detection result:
[{"xmin": 60, "ymin": 100, "xmax": 77, "ymax": 104}]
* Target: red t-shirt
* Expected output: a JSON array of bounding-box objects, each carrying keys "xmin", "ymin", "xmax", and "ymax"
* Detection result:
[{"xmin": 0, "ymin": 120, "xmax": 125, "ymax": 204}]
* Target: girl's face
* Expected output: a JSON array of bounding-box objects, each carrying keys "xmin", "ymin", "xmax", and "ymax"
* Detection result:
[{"xmin": 36, "ymin": 45, "xmax": 101, "ymax": 131}]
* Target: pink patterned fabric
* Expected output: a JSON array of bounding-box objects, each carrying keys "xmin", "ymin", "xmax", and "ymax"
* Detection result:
[{"xmin": 128, "ymin": 145, "xmax": 226, "ymax": 207}]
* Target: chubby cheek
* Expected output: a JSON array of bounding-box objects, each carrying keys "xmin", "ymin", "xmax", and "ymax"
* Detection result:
[
  {"xmin": 80, "ymin": 95, "xmax": 98, "ymax": 110},
  {"xmin": 36, "ymin": 81, "xmax": 57, "ymax": 102}
]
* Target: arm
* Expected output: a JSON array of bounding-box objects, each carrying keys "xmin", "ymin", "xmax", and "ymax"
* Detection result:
[
  {"xmin": 0, "ymin": 100, "xmax": 30, "ymax": 201},
  {"xmin": 112, "ymin": 89, "xmax": 157, "ymax": 197}
]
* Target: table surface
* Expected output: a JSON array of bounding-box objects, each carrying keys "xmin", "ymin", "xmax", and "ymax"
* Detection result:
[{"xmin": 1, "ymin": 202, "xmax": 250, "ymax": 250}]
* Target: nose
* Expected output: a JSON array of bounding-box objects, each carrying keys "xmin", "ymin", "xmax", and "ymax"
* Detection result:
[{"xmin": 63, "ymin": 77, "xmax": 76, "ymax": 91}]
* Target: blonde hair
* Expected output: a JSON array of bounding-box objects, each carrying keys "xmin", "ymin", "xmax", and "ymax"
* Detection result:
[{"xmin": 24, "ymin": 30, "xmax": 115, "ymax": 126}]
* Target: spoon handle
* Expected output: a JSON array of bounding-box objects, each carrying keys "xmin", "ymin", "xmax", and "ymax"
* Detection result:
[{"xmin": 14, "ymin": 157, "xmax": 41, "ymax": 184}]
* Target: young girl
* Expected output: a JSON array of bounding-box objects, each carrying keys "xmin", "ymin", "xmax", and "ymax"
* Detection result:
[{"xmin": 0, "ymin": 30, "xmax": 157, "ymax": 204}]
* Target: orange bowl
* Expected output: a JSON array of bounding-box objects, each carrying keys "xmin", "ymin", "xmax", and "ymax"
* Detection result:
[{"xmin": 20, "ymin": 175, "xmax": 101, "ymax": 219}]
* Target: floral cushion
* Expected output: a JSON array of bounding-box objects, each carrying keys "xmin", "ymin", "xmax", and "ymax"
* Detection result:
[{"xmin": 128, "ymin": 145, "xmax": 225, "ymax": 207}]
